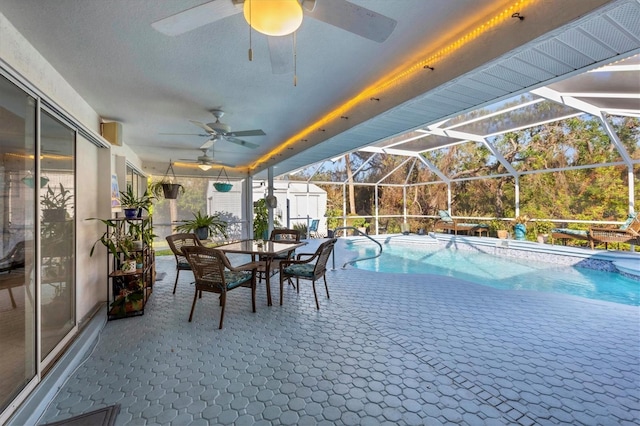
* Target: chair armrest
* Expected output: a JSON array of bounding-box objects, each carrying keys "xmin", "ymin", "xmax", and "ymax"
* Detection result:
[
  {"xmin": 231, "ymin": 261, "xmax": 262, "ymax": 272},
  {"xmin": 295, "ymin": 252, "xmax": 318, "ymax": 261},
  {"xmin": 589, "ymin": 227, "xmax": 629, "ymax": 234}
]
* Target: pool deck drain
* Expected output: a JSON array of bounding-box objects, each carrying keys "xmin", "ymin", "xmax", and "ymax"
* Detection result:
[{"xmin": 27, "ymin": 238, "xmax": 640, "ymax": 426}]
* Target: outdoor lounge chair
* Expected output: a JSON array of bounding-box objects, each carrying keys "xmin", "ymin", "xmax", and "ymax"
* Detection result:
[
  {"xmin": 433, "ymin": 210, "xmax": 488, "ymax": 236},
  {"xmin": 182, "ymin": 245, "xmax": 258, "ymax": 329},
  {"xmin": 166, "ymin": 233, "xmax": 203, "ymax": 294},
  {"xmin": 552, "ymin": 213, "xmax": 640, "ymax": 249},
  {"xmin": 308, "ymin": 219, "xmax": 322, "ymax": 238},
  {"xmin": 279, "ymin": 238, "xmax": 337, "ymax": 309}
]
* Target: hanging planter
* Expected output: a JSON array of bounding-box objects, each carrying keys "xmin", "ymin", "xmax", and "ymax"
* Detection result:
[
  {"xmin": 213, "ymin": 168, "xmax": 233, "ymax": 192},
  {"xmin": 150, "ymin": 161, "xmax": 185, "ymax": 200}
]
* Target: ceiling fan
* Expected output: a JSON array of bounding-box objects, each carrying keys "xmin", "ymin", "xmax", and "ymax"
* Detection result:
[
  {"xmin": 152, "ymin": 0, "xmax": 397, "ymax": 74},
  {"xmin": 178, "ymin": 147, "xmax": 234, "ymax": 170},
  {"xmin": 162, "ymin": 109, "xmax": 264, "ymax": 149},
  {"xmin": 189, "ymin": 109, "xmax": 264, "ymax": 150}
]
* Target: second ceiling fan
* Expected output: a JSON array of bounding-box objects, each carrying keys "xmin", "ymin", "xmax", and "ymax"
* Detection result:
[{"xmin": 188, "ymin": 109, "xmax": 265, "ymax": 150}]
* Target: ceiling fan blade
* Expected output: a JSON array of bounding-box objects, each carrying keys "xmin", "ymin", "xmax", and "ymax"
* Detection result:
[
  {"xmin": 230, "ymin": 129, "xmax": 266, "ymax": 137},
  {"xmin": 200, "ymin": 138, "xmax": 216, "ymax": 150},
  {"xmin": 158, "ymin": 132, "xmax": 204, "ymax": 136},
  {"xmin": 190, "ymin": 120, "xmax": 217, "ymax": 134},
  {"xmin": 306, "ymin": 0, "xmax": 397, "ymax": 43},
  {"xmin": 225, "ymin": 137, "xmax": 259, "ymax": 149},
  {"xmin": 268, "ymin": 35, "xmax": 293, "ymax": 75},
  {"xmin": 151, "ymin": 0, "xmax": 241, "ymax": 36}
]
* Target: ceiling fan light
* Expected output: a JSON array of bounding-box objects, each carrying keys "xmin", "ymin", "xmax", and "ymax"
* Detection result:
[
  {"xmin": 243, "ymin": 0, "xmax": 303, "ymax": 37},
  {"xmin": 198, "ymin": 164, "xmax": 212, "ymax": 171}
]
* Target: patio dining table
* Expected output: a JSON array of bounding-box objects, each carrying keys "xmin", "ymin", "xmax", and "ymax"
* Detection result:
[{"xmin": 216, "ymin": 239, "xmax": 306, "ymax": 306}]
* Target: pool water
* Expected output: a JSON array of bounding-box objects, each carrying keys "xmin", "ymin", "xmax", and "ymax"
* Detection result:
[{"xmin": 347, "ymin": 244, "xmax": 640, "ymax": 306}]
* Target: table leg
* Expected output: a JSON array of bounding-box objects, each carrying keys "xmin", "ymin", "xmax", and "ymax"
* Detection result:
[{"xmin": 264, "ymin": 257, "xmax": 272, "ymax": 306}]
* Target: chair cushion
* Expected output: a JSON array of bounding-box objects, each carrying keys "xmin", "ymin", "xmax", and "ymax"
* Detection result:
[
  {"xmin": 620, "ymin": 213, "xmax": 637, "ymax": 230},
  {"xmin": 438, "ymin": 210, "xmax": 453, "ymax": 223},
  {"xmin": 177, "ymin": 261, "xmax": 191, "ymax": 269},
  {"xmin": 224, "ymin": 270, "xmax": 252, "ymax": 289},
  {"xmin": 552, "ymin": 228, "xmax": 588, "ymax": 237},
  {"xmin": 283, "ymin": 263, "xmax": 315, "ymax": 278},
  {"xmin": 458, "ymin": 223, "xmax": 488, "ymax": 228}
]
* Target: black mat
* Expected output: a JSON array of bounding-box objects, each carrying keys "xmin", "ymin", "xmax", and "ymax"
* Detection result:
[
  {"xmin": 155, "ymin": 272, "xmax": 166, "ymax": 281},
  {"xmin": 42, "ymin": 404, "xmax": 119, "ymax": 426}
]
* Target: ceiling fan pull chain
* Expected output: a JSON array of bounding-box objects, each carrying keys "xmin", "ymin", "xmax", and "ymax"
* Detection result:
[
  {"xmin": 248, "ymin": 0, "xmax": 253, "ymax": 61},
  {"xmin": 293, "ymin": 31, "xmax": 297, "ymax": 87}
]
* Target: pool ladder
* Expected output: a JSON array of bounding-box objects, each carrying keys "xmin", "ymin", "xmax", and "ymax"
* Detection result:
[{"xmin": 331, "ymin": 226, "xmax": 383, "ymax": 269}]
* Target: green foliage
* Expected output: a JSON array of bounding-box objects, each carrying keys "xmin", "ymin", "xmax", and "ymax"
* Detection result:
[
  {"xmin": 293, "ymin": 222, "xmax": 307, "ymax": 235},
  {"xmin": 175, "ymin": 210, "xmax": 228, "ymax": 239},
  {"xmin": 534, "ymin": 220, "xmax": 554, "ymax": 235},
  {"xmin": 88, "ymin": 218, "xmax": 136, "ymax": 260},
  {"xmin": 325, "ymin": 207, "xmax": 342, "ymax": 230},
  {"xmin": 253, "ymin": 198, "xmax": 281, "ymax": 239},
  {"xmin": 41, "ymin": 183, "xmax": 72, "ymax": 210},
  {"xmin": 119, "ymin": 185, "xmax": 154, "ymax": 210},
  {"xmin": 253, "ymin": 198, "xmax": 268, "ymax": 239}
]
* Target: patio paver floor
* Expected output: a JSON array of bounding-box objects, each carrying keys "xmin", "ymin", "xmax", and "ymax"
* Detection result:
[{"xmin": 38, "ymin": 241, "xmax": 640, "ymax": 425}]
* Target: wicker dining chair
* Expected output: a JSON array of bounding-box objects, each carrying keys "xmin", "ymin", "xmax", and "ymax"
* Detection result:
[
  {"xmin": 182, "ymin": 245, "xmax": 258, "ymax": 329},
  {"xmin": 279, "ymin": 238, "xmax": 337, "ymax": 309},
  {"xmin": 166, "ymin": 233, "xmax": 203, "ymax": 294},
  {"xmin": 258, "ymin": 229, "xmax": 302, "ymax": 283}
]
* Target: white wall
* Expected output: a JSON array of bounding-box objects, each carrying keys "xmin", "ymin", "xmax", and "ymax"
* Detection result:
[
  {"xmin": 75, "ymin": 136, "xmax": 109, "ymax": 320},
  {"xmin": 0, "ymin": 10, "xmax": 151, "ymax": 323}
]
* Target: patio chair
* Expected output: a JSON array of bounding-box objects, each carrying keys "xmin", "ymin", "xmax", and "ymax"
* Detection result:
[
  {"xmin": 308, "ymin": 219, "xmax": 322, "ymax": 238},
  {"xmin": 0, "ymin": 240, "xmax": 28, "ymax": 273},
  {"xmin": 182, "ymin": 245, "xmax": 257, "ymax": 329},
  {"xmin": 552, "ymin": 213, "xmax": 640, "ymax": 249},
  {"xmin": 279, "ymin": 238, "xmax": 337, "ymax": 309},
  {"xmin": 433, "ymin": 210, "xmax": 489, "ymax": 236},
  {"xmin": 588, "ymin": 213, "xmax": 640, "ymax": 249},
  {"xmin": 166, "ymin": 233, "xmax": 203, "ymax": 294},
  {"xmin": 258, "ymin": 229, "xmax": 302, "ymax": 283},
  {"xmin": 0, "ymin": 240, "xmax": 31, "ymax": 309}
]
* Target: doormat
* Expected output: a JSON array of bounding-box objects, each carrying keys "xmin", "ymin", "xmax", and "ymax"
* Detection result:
[
  {"xmin": 155, "ymin": 272, "xmax": 166, "ymax": 281},
  {"xmin": 42, "ymin": 404, "xmax": 120, "ymax": 426}
]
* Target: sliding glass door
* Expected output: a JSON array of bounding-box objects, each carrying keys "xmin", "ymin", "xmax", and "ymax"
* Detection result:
[
  {"xmin": 40, "ymin": 111, "xmax": 76, "ymax": 361},
  {"xmin": 0, "ymin": 74, "xmax": 37, "ymax": 414}
]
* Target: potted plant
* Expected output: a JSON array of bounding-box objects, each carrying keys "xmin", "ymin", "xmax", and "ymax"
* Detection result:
[
  {"xmin": 149, "ymin": 161, "xmax": 184, "ymax": 200},
  {"xmin": 89, "ymin": 218, "xmax": 137, "ymax": 271},
  {"xmin": 514, "ymin": 215, "xmax": 530, "ymax": 241},
  {"xmin": 253, "ymin": 198, "xmax": 275, "ymax": 240},
  {"xmin": 535, "ymin": 220, "xmax": 554, "ymax": 243},
  {"xmin": 489, "ymin": 218, "xmax": 509, "ymax": 239},
  {"xmin": 119, "ymin": 185, "xmax": 154, "ymax": 218},
  {"xmin": 175, "ymin": 210, "xmax": 228, "ymax": 241},
  {"xmin": 41, "ymin": 183, "xmax": 72, "ymax": 222}
]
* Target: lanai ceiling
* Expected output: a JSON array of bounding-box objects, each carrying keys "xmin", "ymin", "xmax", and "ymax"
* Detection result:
[{"xmin": 0, "ymin": 0, "xmax": 639, "ymax": 179}]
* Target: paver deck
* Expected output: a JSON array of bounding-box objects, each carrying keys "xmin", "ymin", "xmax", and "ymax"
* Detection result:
[{"xmin": 35, "ymin": 240, "xmax": 640, "ymax": 425}]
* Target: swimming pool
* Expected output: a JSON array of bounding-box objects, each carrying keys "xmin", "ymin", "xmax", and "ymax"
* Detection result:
[{"xmin": 346, "ymin": 244, "xmax": 640, "ymax": 306}]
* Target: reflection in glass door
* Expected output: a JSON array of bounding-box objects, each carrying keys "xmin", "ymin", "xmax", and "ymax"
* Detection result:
[
  {"xmin": 0, "ymin": 75, "xmax": 37, "ymax": 414},
  {"xmin": 40, "ymin": 111, "xmax": 76, "ymax": 360}
]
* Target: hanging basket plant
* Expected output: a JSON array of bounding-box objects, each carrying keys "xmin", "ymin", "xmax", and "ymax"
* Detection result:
[
  {"xmin": 213, "ymin": 167, "xmax": 233, "ymax": 192},
  {"xmin": 150, "ymin": 161, "xmax": 185, "ymax": 200}
]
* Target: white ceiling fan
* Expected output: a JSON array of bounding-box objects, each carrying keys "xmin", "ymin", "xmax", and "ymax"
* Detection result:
[
  {"xmin": 163, "ymin": 109, "xmax": 265, "ymax": 150},
  {"xmin": 178, "ymin": 147, "xmax": 235, "ymax": 170},
  {"xmin": 190, "ymin": 109, "xmax": 264, "ymax": 150},
  {"xmin": 151, "ymin": 0, "xmax": 397, "ymax": 74}
]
